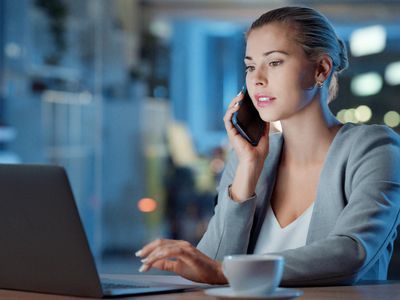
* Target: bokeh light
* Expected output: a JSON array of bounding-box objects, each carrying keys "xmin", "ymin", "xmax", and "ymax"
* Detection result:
[
  {"xmin": 351, "ymin": 72, "xmax": 383, "ymax": 97},
  {"xmin": 337, "ymin": 106, "xmax": 373, "ymax": 124},
  {"xmin": 344, "ymin": 108, "xmax": 358, "ymax": 123},
  {"xmin": 350, "ymin": 25, "xmax": 386, "ymax": 57},
  {"xmin": 138, "ymin": 198, "xmax": 158, "ymax": 213},
  {"xmin": 5, "ymin": 42, "xmax": 22, "ymax": 58},
  {"xmin": 355, "ymin": 105, "xmax": 372, "ymax": 123},
  {"xmin": 385, "ymin": 61, "xmax": 400, "ymax": 85},
  {"xmin": 383, "ymin": 111, "xmax": 400, "ymax": 128},
  {"xmin": 336, "ymin": 109, "xmax": 346, "ymax": 123}
]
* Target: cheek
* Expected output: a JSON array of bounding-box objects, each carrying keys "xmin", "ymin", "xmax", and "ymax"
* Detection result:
[
  {"xmin": 299, "ymin": 66, "xmax": 316, "ymax": 89},
  {"xmin": 273, "ymin": 70, "xmax": 303, "ymax": 97},
  {"xmin": 275, "ymin": 71, "xmax": 315, "ymax": 107},
  {"xmin": 274, "ymin": 66, "xmax": 304, "ymax": 88},
  {"xmin": 284, "ymin": 68, "xmax": 314, "ymax": 96}
]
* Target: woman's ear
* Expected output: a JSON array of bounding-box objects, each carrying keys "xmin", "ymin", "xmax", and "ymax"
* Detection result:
[{"xmin": 315, "ymin": 54, "xmax": 333, "ymax": 85}]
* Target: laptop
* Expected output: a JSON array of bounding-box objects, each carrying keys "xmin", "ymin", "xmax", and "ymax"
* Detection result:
[{"xmin": 0, "ymin": 164, "xmax": 200, "ymax": 297}]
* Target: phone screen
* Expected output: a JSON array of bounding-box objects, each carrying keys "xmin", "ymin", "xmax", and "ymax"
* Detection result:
[{"xmin": 232, "ymin": 89, "xmax": 265, "ymax": 146}]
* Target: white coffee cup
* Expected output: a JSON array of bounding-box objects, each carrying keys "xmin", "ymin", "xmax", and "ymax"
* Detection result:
[{"xmin": 222, "ymin": 254, "xmax": 284, "ymax": 295}]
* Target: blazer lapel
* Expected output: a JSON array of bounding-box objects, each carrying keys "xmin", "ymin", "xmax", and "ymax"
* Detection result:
[{"xmin": 247, "ymin": 133, "xmax": 283, "ymax": 253}]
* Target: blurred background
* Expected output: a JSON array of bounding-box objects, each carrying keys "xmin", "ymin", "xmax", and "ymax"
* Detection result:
[{"xmin": 1, "ymin": 0, "xmax": 399, "ymax": 277}]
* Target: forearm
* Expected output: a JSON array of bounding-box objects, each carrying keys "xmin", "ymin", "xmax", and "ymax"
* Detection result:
[
  {"xmin": 197, "ymin": 186, "xmax": 258, "ymax": 260},
  {"xmin": 278, "ymin": 235, "xmax": 366, "ymax": 286}
]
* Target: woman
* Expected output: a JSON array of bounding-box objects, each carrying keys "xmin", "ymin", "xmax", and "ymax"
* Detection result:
[{"xmin": 135, "ymin": 6, "xmax": 400, "ymax": 286}]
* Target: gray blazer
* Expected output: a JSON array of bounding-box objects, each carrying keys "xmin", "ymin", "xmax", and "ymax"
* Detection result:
[{"xmin": 197, "ymin": 123, "xmax": 400, "ymax": 286}]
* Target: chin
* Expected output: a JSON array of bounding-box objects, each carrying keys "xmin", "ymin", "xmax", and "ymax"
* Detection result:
[{"xmin": 259, "ymin": 113, "xmax": 280, "ymax": 123}]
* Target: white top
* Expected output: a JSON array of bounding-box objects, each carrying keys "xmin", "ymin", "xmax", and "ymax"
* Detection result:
[{"xmin": 253, "ymin": 202, "xmax": 315, "ymax": 254}]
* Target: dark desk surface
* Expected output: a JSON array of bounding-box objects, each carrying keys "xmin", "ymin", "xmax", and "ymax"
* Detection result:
[{"xmin": 0, "ymin": 277, "xmax": 399, "ymax": 300}]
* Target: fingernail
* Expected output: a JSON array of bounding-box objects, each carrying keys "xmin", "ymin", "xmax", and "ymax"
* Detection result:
[
  {"xmin": 135, "ymin": 250, "xmax": 142, "ymax": 257},
  {"xmin": 237, "ymin": 85, "xmax": 246, "ymax": 96},
  {"xmin": 234, "ymin": 102, "xmax": 240, "ymax": 108},
  {"xmin": 141, "ymin": 258, "xmax": 148, "ymax": 263},
  {"xmin": 139, "ymin": 264, "xmax": 149, "ymax": 273}
]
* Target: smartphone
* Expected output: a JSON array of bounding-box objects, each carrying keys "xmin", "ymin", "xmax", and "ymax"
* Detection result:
[{"xmin": 232, "ymin": 87, "xmax": 265, "ymax": 146}]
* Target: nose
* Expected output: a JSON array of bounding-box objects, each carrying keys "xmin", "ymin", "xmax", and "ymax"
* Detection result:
[{"xmin": 250, "ymin": 67, "xmax": 268, "ymax": 87}]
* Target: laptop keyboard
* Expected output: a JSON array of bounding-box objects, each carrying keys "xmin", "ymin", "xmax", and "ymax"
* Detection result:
[{"xmin": 102, "ymin": 280, "xmax": 151, "ymax": 290}]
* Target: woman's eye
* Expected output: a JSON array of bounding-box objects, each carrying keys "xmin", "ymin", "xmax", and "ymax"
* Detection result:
[
  {"xmin": 269, "ymin": 60, "xmax": 283, "ymax": 67},
  {"xmin": 245, "ymin": 66, "xmax": 255, "ymax": 72}
]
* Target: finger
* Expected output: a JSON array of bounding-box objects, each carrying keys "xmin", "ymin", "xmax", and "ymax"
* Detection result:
[
  {"xmin": 140, "ymin": 241, "xmax": 200, "ymax": 273},
  {"xmin": 142, "ymin": 256, "xmax": 195, "ymax": 281},
  {"xmin": 224, "ymin": 90, "xmax": 245, "ymax": 131},
  {"xmin": 136, "ymin": 238, "xmax": 173, "ymax": 258},
  {"xmin": 228, "ymin": 91, "xmax": 244, "ymax": 109},
  {"xmin": 137, "ymin": 242, "xmax": 181, "ymax": 272},
  {"xmin": 223, "ymin": 104, "xmax": 240, "ymax": 127},
  {"xmin": 148, "ymin": 259, "xmax": 178, "ymax": 273},
  {"xmin": 150, "ymin": 256, "xmax": 195, "ymax": 276},
  {"xmin": 223, "ymin": 107, "xmax": 244, "ymax": 143},
  {"xmin": 141, "ymin": 248, "xmax": 221, "ymax": 284},
  {"xmin": 142, "ymin": 249, "xmax": 198, "ymax": 278},
  {"xmin": 163, "ymin": 251, "xmax": 219, "ymax": 284},
  {"xmin": 142, "ymin": 243, "xmax": 193, "ymax": 267},
  {"xmin": 139, "ymin": 240, "xmax": 191, "ymax": 263}
]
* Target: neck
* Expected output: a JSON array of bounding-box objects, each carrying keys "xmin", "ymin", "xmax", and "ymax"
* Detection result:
[{"xmin": 280, "ymin": 99, "xmax": 342, "ymax": 166}]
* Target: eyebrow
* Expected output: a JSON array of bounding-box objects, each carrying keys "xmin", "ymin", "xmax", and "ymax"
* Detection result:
[{"xmin": 244, "ymin": 50, "xmax": 289, "ymax": 61}]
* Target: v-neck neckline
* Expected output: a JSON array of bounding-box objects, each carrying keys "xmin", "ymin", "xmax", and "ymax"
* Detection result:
[
  {"xmin": 271, "ymin": 123, "xmax": 350, "ymax": 229},
  {"xmin": 270, "ymin": 201, "xmax": 315, "ymax": 230},
  {"xmin": 275, "ymin": 123, "xmax": 352, "ymax": 226}
]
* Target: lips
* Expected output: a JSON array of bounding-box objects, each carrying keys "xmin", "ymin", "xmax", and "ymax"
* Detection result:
[
  {"xmin": 255, "ymin": 94, "xmax": 276, "ymax": 102},
  {"xmin": 255, "ymin": 94, "xmax": 276, "ymax": 107}
]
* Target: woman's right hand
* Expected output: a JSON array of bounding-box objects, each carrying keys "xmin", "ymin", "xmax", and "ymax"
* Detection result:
[
  {"xmin": 135, "ymin": 239, "xmax": 227, "ymax": 284},
  {"xmin": 223, "ymin": 91, "xmax": 270, "ymax": 202}
]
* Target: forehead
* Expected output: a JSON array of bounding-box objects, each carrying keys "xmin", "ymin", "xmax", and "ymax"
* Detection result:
[{"xmin": 245, "ymin": 23, "xmax": 300, "ymax": 56}]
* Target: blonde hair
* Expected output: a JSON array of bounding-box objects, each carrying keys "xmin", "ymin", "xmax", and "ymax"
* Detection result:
[{"xmin": 247, "ymin": 6, "xmax": 348, "ymax": 103}]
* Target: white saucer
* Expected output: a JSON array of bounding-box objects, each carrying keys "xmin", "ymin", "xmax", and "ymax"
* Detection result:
[{"xmin": 204, "ymin": 287, "xmax": 303, "ymax": 300}]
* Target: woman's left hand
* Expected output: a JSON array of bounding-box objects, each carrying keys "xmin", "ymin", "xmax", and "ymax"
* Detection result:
[{"xmin": 135, "ymin": 239, "xmax": 227, "ymax": 284}]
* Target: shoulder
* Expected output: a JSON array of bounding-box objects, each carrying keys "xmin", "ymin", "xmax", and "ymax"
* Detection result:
[
  {"xmin": 334, "ymin": 123, "xmax": 400, "ymax": 155},
  {"xmin": 339, "ymin": 124, "xmax": 400, "ymax": 183},
  {"xmin": 324, "ymin": 123, "xmax": 400, "ymax": 184},
  {"xmin": 341, "ymin": 122, "xmax": 399, "ymax": 140},
  {"xmin": 343, "ymin": 123, "xmax": 399, "ymax": 153}
]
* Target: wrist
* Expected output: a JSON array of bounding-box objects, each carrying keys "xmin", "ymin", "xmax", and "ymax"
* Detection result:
[
  {"xmin": 229, "ymin": 162, "xmax": 262, "ymax": 202},
  {"xmin": 229, "ymin": 184, "xmax": 256, "ymax": 203},
  {"xmin": 237, "ymin": 155, "xmax": 263, "ymax": 167}
]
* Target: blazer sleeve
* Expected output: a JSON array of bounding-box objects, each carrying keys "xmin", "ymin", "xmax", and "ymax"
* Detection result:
[
  {"xmin": 196, "ymin": 150, "xmax": 258, "ymax": 260},
  {"xmin": 279, "ymin": 125, "xmax": 400, "ymax": 286}
]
